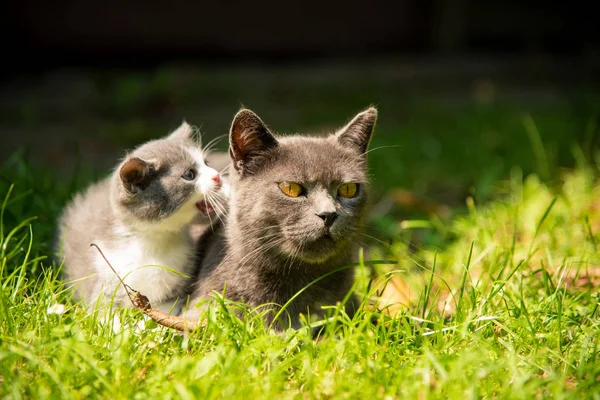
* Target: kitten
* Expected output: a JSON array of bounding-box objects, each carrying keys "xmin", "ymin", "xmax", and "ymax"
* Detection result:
[
  {"xmin": 57, "ymin": 122, "xmax": 227, "ymax": 313},
  {"xmin": 184, "ymin": 107, "xmax": 377, "ymax": 330}
]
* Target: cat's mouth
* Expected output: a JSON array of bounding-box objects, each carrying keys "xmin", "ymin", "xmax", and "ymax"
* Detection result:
[{"xmin": 195, "ymin": 200, "xmax": 216, "ymax": 217}]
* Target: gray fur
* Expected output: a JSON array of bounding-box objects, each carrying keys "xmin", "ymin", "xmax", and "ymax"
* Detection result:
[
  {"xmin": 185, "ymin": 108, "xmax": 377, "ymax": 329},
  {"xmin": 58, "ymin": 122, "xmax": 226, "ymax": 312}
]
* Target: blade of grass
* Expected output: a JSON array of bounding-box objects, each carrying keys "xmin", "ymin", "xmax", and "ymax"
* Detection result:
[
  {"xmin": 457, "ymin": 241, "xmax": 474, "ymax": 321},
  {"xmin": 584, "ymin": 216, "xmax": 597, "ymax": 251},
  {"xmin": 268, "ymin": 259, "xmax": 396, "ymax": 331},
  {"xmin": 421, "ymin": 252, "xmax": 437, "ymax": 319},
  {"xmin": 0, "ymin": 184, "xmax": 15, "ymax": 246},
  {"xmin": 523, "ymin": 114, "xmax": 550, "ymax": 180},
  {"xmin": 527, "ymin": 197, "xmax": 557, "ymax": 259}
]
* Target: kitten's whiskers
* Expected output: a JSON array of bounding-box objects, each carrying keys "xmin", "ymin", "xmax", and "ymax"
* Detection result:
[{"xmin": 202, "ymin": 134, "xmax": 227, "ymax": 153}]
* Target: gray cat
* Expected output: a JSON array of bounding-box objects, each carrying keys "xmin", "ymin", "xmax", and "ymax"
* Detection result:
[
  {"xmin": 58, "ymin": 122, "xmax": 228, "ymax": 313},
  {"xmin": 184, "ymin": 107, "xmax": 377, "ymax": 330}
]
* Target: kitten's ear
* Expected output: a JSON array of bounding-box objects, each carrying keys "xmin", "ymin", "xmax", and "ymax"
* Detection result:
[
  {"xmin": 336, "ymin": 107, "xmax": 377, "ymax": 155},
  {"xmin": 119, "ymin": 157, "xmax": 155, "ymax": 192},
  {"xmin": 229, "ymin": 109, "xmax": 278, "ymax": 173},
  {"xmin": 169, "ymin": 121, "xmax": 194, "ymax": 141}
]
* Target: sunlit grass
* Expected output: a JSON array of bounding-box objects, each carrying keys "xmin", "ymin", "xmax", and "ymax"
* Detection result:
[{"xmin": 1, "ymin": 139, "xmax": 599, "ymax": 398}]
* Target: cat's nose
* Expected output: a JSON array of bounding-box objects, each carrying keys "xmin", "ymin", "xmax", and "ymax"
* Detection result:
[
  {"xmin": 317, "ymin": 211, "xmax": 338, "ymax": 227},
  {"xmin": 212, "ymin": 173, "xmax": 222, "ymax": 188}
]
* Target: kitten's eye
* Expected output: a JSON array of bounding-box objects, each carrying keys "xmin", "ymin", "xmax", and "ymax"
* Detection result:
[
  {"xmin": 279, "ymin": 182, "xmax": 304, "ymax": 197},
  {"xmin": 181, "ymin": 169, "xmax": 196, "ymax": 181},
  {"xmin": 337, "ymin": 183, "xmax": 358, "ymax": 198}
]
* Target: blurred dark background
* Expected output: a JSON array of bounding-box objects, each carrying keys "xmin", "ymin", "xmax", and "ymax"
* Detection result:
[
  {"xmin": 2, "ymin": 0, "xmax": 599, "ymax": 65},
  {"xmin": 1, "ymin": 0, "xmax": 599, "ymax": 231}
]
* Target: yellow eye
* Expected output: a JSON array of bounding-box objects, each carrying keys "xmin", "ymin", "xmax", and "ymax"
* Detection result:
[
  {"xmin": 279, "ymin": 182, "xmax": 304, "ymax": 197},
  {"xmin": 337, "ymin": 183, "xmax": 358, "ymax": 198}
]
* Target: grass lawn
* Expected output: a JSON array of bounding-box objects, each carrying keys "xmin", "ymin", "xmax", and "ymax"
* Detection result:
[{"xmin": 0, "ymin": 66, "xmax": 599, "ymax": 398}]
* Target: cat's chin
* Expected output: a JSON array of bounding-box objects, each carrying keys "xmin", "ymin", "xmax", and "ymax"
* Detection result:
[{"xmin": 288, "ymin": 235, "xmax": 342, "ymax": 264}]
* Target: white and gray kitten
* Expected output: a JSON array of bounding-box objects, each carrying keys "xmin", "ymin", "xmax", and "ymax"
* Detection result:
[{"xmin": 57, "ymin": 122, "xmax": 228, "ymax": 313}]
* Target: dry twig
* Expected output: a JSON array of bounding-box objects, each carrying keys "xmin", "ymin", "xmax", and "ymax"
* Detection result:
[{"xmin": 90, "ymin": 243, "xmax": 200, "ymax": 332}]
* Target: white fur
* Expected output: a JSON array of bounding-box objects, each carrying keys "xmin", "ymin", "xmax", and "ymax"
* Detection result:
[
  {"xmin": 91, "ymin": 148, "xmax": 222, "ymax": 310},
  {"xmin": 169, "ymin": 121, "xmax": 193, "ymax": 140},
  {"xmin": 186, "ymin": 148, "xmax": 220, "ymax": 190},
  {"xmin": 93, "ymin": 225, "xmax": 192, "ymax": 309}
]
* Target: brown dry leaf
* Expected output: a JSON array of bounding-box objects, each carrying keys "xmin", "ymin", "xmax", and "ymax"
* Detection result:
[
  {"xmin": 531, "ymin": 264, "xmax": 600, "ymax": 292},
  {"xmin": 369, "ymin": 274, "xmax": 415, "ymax": 317},
  {"xmin": 563, "ymin": 265, "xmax": 600, "ymax": 290},
  {"xmin": 564, "ymin": 375, "xmax": 578, "ymax": 391}
]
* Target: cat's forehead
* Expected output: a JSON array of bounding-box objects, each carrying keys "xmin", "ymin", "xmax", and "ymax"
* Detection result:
[
  {"xmin": 271, "ymin": 136, "xmax": 367, "ymax": 183},
  {"xmin": 131, "ymin": 139, "xmax": 199, "ymax": 165}
]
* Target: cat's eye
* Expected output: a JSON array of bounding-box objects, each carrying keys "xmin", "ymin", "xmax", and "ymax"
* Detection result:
[
  {"xmin": 279, "ymin": 182, "xmax": 304, "ymax": 197},
  {"xmin": 337, "ymin": 183, "xmax": 358, "ymax": 198},
  {"xmin": 181, "ymin": 169, "xmax": 196, "ymax": 181}
]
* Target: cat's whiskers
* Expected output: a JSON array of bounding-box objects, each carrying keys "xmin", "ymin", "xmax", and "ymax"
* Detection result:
[
  {"xmin": 231, "ymin": 223, "xmax": 278, "ymax": 236},
  {"xmin": 360, "ymin": 144, "xmax": 403, "ymax": 157},
  {"xmin": 209, "ymin": 190, "xmax": 229, "ymax": 203},
  {"xmin": 204, "ymin": 182, "xmax": 230, "ymax": 221},
  {"xmin": 202, "ymin": 143, "xmax": 217, "ymax": 155},
  {"xmin": 204, "ymin": 194, "xmax": 224, "ymax": 219},
  {"xmin": 235, "ymin": 231, "xmax": 282, "ymax": 251},
  {"xmin": 190, "ymin": 124, "xmax": 207, "ymax": 146},
  {"xmin": 201, "ymin": 196, "xmax": 215, "ymax": 232},
  {"xmin": 280, "ymin": 239, "xmax": 298, "ymax": 276},
  {"xmin": 205, "ymin": 192, "xmax": 228, "ymax": 226},
  {"xmin": 231, "ymin": 228, "xmax": 283, "ymax": 254},
  {"xmin": 202, "ymin": 134, "xmax": 227, "ymax": 153},
  {"xmin": 284, "ymin": 241, "xmax": 305, "ymax": 277},
  {"xmin": 339, "ymin": 144, "xmax": 404, "ymax": 168},
  {"xmin": 236, "ymin": 236, "xmax": 287, "ymax": 270},
  {"xmin": 235, "ymin": 240, "xmax": 282, "ymax": 267},
  {"xmin": 218, "ymin": 229, "xmax": 282, "ymax": 266}
]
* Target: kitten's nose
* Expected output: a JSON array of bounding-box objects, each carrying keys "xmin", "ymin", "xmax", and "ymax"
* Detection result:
[
  {"xmin": 212, "ymin": 173, "xmax": 221, "ymax": 188},
  {"xmin": 317, "ymin": 211, "xmax": 338, "ymax": 227}
]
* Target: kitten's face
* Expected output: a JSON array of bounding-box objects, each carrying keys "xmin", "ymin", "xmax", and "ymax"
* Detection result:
[
  {"xmin": 114, "ymin": 122, "xmax": 226, "ymax": 231},
  {"xmin": 229, "ymin": 108, "xmax": 376, "ymax": 264}
]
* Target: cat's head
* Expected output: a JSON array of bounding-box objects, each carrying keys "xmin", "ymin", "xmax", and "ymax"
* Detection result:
[
  {"xmin": 228, "ymin": 107, "xmax": 376, "ymax": 263},
  {"xmin": 113, "ymin": 122, "xmax": 226, "ymax": 231}
]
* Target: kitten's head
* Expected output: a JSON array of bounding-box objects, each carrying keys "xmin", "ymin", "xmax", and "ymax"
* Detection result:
[
  {"xmin": 228, "ymin": 107, "xmax": 376, "ymax": 264},
  {"xmin": 113, "ymin": 122, "xmax": 225, "ymax": 231}
]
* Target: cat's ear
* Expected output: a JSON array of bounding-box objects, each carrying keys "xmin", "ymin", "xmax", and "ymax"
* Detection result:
[
  {"xmin": 119, "ymin": 157, "xmax": 155, "ymax": 192},
  {"xmin": 169, "ymin": 121, "xmax": 194, "ymax": 141},
  {"xmin": 336, "ymin": 107, "xmax": 377, "ymax": 155},
  {"xmin": 229, "ymin": 109, "xmax": 278, "ymax": 173}
]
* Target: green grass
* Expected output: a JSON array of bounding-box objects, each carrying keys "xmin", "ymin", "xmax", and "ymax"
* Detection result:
[
  {"xmin": 2, "ymin": 156, "xmax": 600, "ymax": 399},
  {"xmin": 1, "ymin": 170, "xmax": 598, "ymax": 399},
  {"xmin": 1, "ymin": 74, "xmax": 600, "ymax": 398}
]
